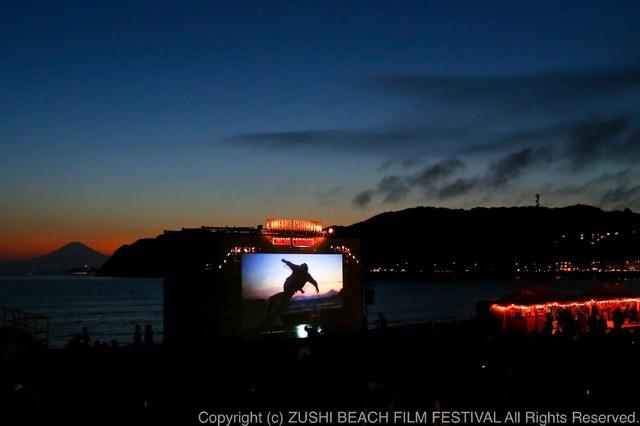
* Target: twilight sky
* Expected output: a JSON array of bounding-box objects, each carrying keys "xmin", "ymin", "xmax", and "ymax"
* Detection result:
[{"xmin": 2, "ymin": 1, "xmax": 639, "ymax": 260}]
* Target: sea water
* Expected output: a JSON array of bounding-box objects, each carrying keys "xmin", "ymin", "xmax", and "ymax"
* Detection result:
[
  {"xmin": 0, "ymin": 275, "xmax": 163, "ymax": 348},
  {"xmin": 1, "ymin": 274, "xmax": 638, "ymax": 348},
  {"xmin": 365, "ymin": 276, "xmax": 640, "ymax": 327}
]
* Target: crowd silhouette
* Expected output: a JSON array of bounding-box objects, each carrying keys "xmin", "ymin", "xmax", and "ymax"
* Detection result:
[{"xmin": 65, "ymin": 323, "xmax": 156, "ymax": 350}]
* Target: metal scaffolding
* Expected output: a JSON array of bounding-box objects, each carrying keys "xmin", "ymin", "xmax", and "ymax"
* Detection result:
[{"xmin": 0, "ymin": 306, "xmax": 49, "ymax": 347}]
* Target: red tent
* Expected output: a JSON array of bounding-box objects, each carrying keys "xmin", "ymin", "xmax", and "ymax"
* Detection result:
[
  {"xmin": 491, "ymin": 285, "xmax": 569, "ymax": 334},
  {"xmin": 489, "ymin": 282, "xmax": 640, "ymax": 334},
  {"xmin": 493, "ymin": 285, "xmax": 568, "ymax": 306},
  {"xmin": 575, "ymin": 282, "xmax": 640, "ymax": 302}
]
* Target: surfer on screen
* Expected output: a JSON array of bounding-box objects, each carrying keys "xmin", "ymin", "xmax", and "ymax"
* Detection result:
[{"xmin": 266, "ymin": 259, "xmax": 319, "ymax": 324}]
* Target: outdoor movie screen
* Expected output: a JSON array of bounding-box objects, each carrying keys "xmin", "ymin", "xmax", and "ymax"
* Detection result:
[{"xmin": 241, "ymin": 253, "xmax": 344, "ymax": 335}]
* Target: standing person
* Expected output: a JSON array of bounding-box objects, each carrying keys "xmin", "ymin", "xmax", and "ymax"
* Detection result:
[
  {"xmin": 133, "ymin": 324, "xmax": 142, "ymax": 346},
  {"xmin": 82, "ymin": 326, "xmax": 90, "ymax": 346},
  {"xmin": 597, "ymin": 313, "xmax": 608, "ymax": 334},
  {"xmin": 629, "ymin": 303, "xmax": 638, "ymax": 324},
  {"xmin": 144, "ymin": 324, "xmax": 154, "ymax": 345},
  {"xmin": 613, "ymin": 306, "xmax": 625, "ymax": 331},
  {"xmin": 377, "ymin": 313, "xmax": 388, "ymax": 332},
  {"xmin": 266, "ymin": 259, "xmax": 319, "ymax": 324}
]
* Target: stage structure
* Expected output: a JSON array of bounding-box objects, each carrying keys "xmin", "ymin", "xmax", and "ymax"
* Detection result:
[{"xmin": 163, "ymin": 219, "xmax": 362, "ymax": 348}]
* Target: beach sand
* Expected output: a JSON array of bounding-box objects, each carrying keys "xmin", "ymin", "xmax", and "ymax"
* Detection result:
[{"xmin": 3, "ymin": 321, "xmax": 640, "ymax": 424}]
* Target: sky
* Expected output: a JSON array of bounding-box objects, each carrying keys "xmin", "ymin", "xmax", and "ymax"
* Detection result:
[{"xmin": 2, "ymin": 1, "xmax": 640, "ymax": 260}]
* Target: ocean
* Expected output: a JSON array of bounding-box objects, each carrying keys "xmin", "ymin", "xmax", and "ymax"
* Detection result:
[
  {"xmin": 2, "ymin": 274, "xmax": 639, "ymax": 348},
  {"xmin": 0, "ymin": 275, "xmax": 163, "ymax": 349},
  {"xmin": 365, "ymin": 276, "xmax": 640, "ymax": 326}
]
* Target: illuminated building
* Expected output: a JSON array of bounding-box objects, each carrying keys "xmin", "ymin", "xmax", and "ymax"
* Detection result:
[{"xmin": 162, "ymin": 219, "xmax": 362, "ymax": 349}]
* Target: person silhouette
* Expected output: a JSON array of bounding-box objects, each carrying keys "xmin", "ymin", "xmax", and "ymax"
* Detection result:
[
  {"xmin": 377, "ymin": 313, "xmax": 388, "ymax": 332},
  {"xmin": 266, "ymin": 259, "xmax": 319, "ymax": 324},
  {"xmin": 144, "ymin": 324, "xmax": 154, "ymax": 345},
  {"xmin": 133, "ymin": 324, "xmax": 142, "ymax": 346},
  {"xmin": 82, "ymin": 326, "xmax": 90, "ymax": 346},
  {"xmin": 613, "ymin": 306, "xmax": 625, "ymax": 331},
  {"xmin": 66, "ymin": 333, "xmax": 83, "ymax": 350}
]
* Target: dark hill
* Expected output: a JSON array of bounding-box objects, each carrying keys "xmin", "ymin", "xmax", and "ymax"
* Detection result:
[
  {"xmin": 331, "ymin": 204, "xmax": 640, "ymax": 277},
  {"xmin": 0, "ymin": 242, "xmax": 109, "ymax": 275},
  {"xmin": 97, "ymin": 237, "xmax": 166, "ymax": 277},
  {"xmin": 97, "ymin": 205, "xmax": 640, "ymax": 278}
]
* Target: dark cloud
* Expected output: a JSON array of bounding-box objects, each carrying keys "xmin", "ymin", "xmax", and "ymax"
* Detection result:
[
  {"xmin": 230, "ymin": 67, "xmax": 640, "ymax": 164},
  {"xmin": 408, "ymin": 157, "xmax": 465, "ymax": 190},
  {"xmin": 564, "ymin": 115, "xmax": 640, "ymax": 170},
  {"xmin": 574, "ymin": 171, "xmax": 640, "ymax": 211},
  {"xmin": 437, "ymin": 178, "xmax": 479, "ymax": 199},
  {"xmin": 378, "ymin": 175, "xmax": 410, "ymax": 203},
  {"xmin": 370, "ymin": 67, "xmax": 640, "ymax": 166},
  {"xmin": 600, "ymin": 184, "xmax": 640, "ymax": 209},
  {"xmin": 550, "ymin": 170, "xmax": 630, "ymax": 197},
  {"xmin": 352, "ymin": 113, "xmax": 640, "ymax": 207},
  {"xmin": 353, "ymin": 190, "xmax": 374, "ymax": 208},
  {"xmin": 530, "ymin": 170, "xmax": 640, "ymax": 212},
  {"xmin": 460, "ymin": 125, "xmax": 563, "ymax": 157},
  {"xmin": 485, "ymin": 148, "xmax": 539, "ymax": 188},
  {"xmin": 353, "ymin": 146, "xmax": 555, "ymax": 205},
  {"xmin": 352, "ymin": 157, "xmax": 467, "ymax": 206},
  {"xmin": 317, "ymin": 185, "xmax": 343, "ymax": 200},
  {"xmin": 370, "ymin": 68, "xmax": 640, "ymax": 119},
  {"xmin": 463, "ymin": 114, "xmax": 640, "ymax": 170},
  {"xmin": 232, "ymin": 66, "xmax": 640, "ymax": 210},
  {"xmin": 228, "ymin": 128, "xmax": 430, "ymax": 158}
]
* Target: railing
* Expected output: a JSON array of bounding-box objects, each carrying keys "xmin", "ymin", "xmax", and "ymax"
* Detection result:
[{"xmin": 0, "ymin": 307, "xmax": 49, "ymax": 347}]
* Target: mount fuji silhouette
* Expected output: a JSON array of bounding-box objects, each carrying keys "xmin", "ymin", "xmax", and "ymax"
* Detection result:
[{"xmin": 0, "ymin": 242, "xmax": 109, "ymax": 275}]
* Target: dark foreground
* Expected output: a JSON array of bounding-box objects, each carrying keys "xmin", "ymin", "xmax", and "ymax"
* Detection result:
[{"xmin": 3, "ymin": 321, "xmax": 640, "ymax": 425}]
